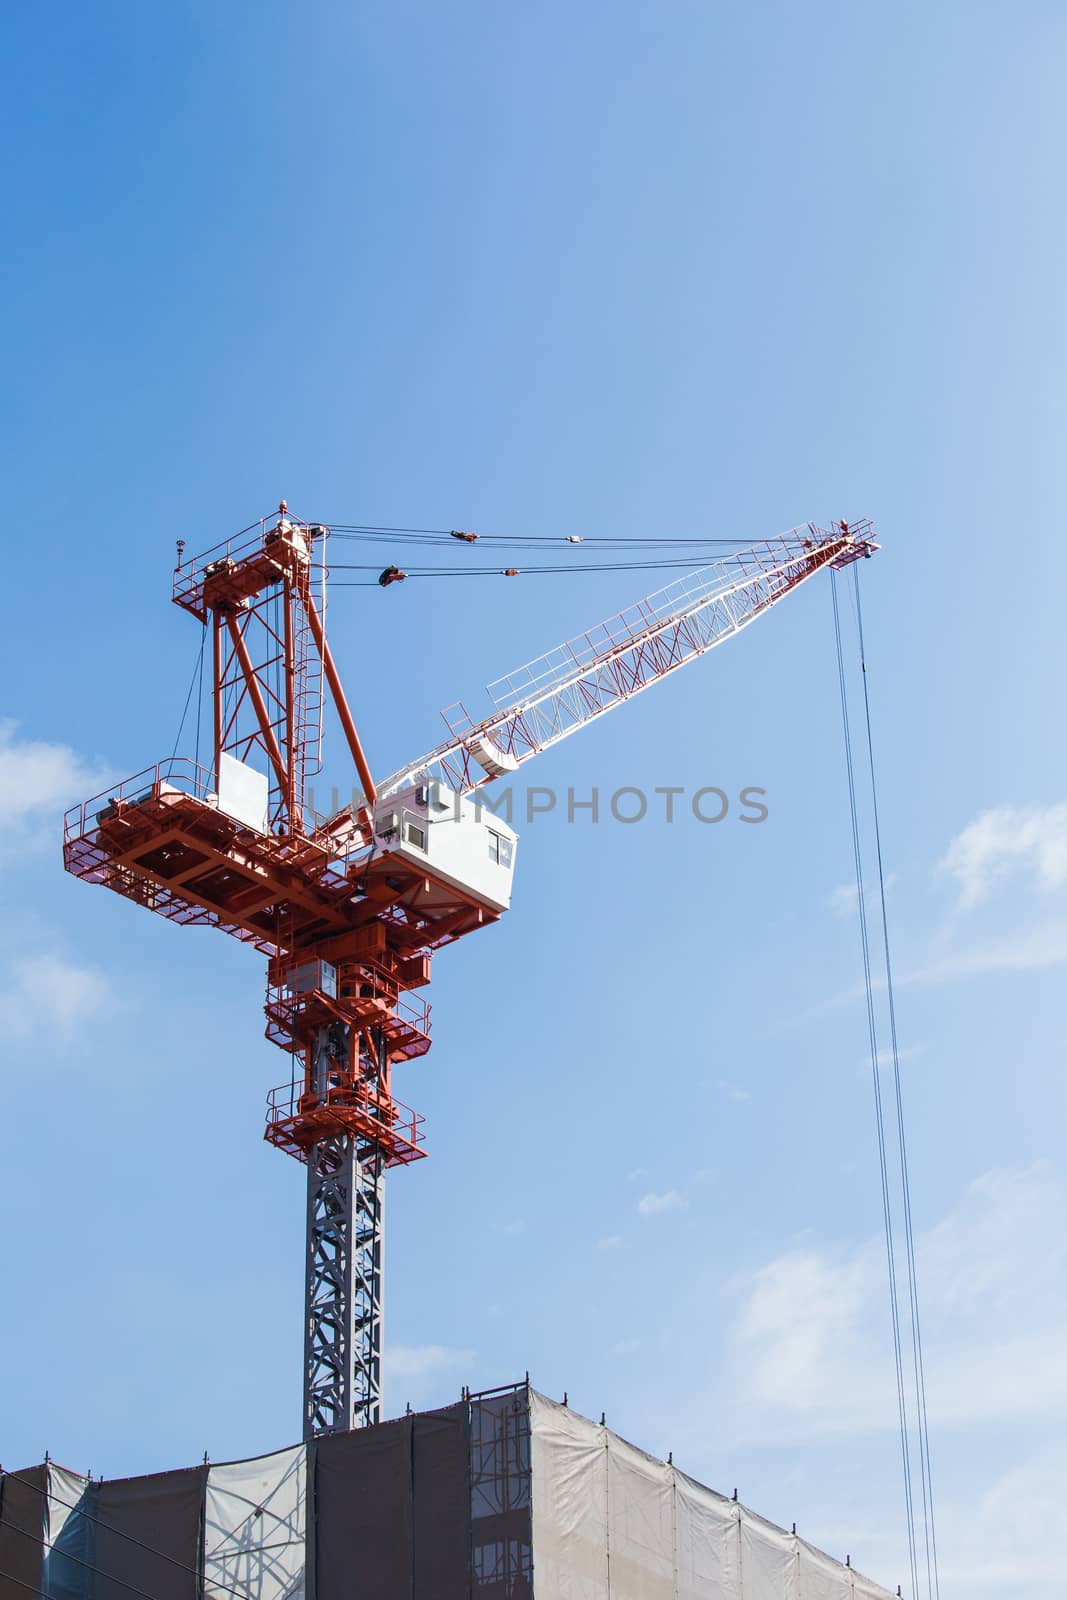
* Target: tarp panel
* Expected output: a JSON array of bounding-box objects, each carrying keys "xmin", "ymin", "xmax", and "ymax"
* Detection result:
[
  {"xmin": 674, "ymin": 1470, "xmax": 741, "ymax": 1600},
  {"xmin": 606, "ymin": 1434, "xmax": 673, "ymax": 1598},
  {"xmin": 740, "ymin": 1509, "xmax": 799, "ymax": 1600},
  {"xmin": 94, "ymin": 1467, "xmax": 205, "ymax": 1600},
  {"xmin": 796, "ymin": 1539, "xmax": 852, "ymax": 1600},
  {"xmin": 0, "ymin": 1465, "xmax": 46, "ymax": 1596},
  {"xmin": 45, "ymin": 1465, "xmax": 94, "ymax": 1600},
  {"xmin": 413, "ymin": 1405, "xmax": 469, "ymax": 1600},
  {"xmin": 529, "ymin": 1391, "xmax": 608, "ymax": 1600},
  {"xmin": 314, "ymin": 1417, "xmax": 413, "ymax": 1600},
  {"xmin": 205, "ymin": 1444, "xmax": 306, "ymax": 1600}
]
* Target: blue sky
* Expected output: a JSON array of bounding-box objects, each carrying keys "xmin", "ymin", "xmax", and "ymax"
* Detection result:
[{"xmin": 2, "ymin": 2, "xmax": 1066, "ymax": 1593}]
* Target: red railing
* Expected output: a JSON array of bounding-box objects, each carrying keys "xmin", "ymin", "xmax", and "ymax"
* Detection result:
[
  {"xmin": 63, "ymin": 756, "xmax": 217, "ymax": 845},
  {"xmin": 264, "ymin": 1080, "xmax": 426, "ymax": 1166}
]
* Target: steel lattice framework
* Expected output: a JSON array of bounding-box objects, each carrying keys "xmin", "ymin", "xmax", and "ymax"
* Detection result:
[
  {"xmin": 63, "ymin": 505, "xmax": 877, "ymax": 1437},
  {"xmin": 305, "ymin": 1124, "xmax": 385, "ymax": 1434}
]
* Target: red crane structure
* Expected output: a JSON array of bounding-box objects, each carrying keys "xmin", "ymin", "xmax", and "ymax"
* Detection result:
[{"xmin": 63, "ymin": 506, "xmax": 877, "ymax": 1439}]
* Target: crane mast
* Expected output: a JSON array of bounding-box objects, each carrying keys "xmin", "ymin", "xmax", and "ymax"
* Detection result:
[{"xmin": 63, "ymin": 507, "xmax": 877, "ymax": 1437}]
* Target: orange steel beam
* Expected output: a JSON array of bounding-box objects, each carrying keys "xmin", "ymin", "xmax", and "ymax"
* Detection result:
[
  {"xmin": 224, "ymin": 612, "xmax": 293, "ymax": 810},
  {"xmin": 300, "ymin": 588, "xmax": 377, "ymax": 808}
]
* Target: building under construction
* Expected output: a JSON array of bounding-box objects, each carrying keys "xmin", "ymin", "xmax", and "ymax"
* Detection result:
[{"xmin": 1, "ymin": 1382, "xmax": 895, "ymax": 1599}]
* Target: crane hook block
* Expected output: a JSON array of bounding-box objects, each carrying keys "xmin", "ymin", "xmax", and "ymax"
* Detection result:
[
  {"xmin": 450, "ymin": 529, "xmax": 479, "ymax": 543},
  {"xmin": 378, "ymin": 565, "xmax": 408, "ymax": 587}
]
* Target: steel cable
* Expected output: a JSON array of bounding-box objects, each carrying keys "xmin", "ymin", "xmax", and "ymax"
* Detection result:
[
  {"xmin": 832, "ymin": 571, "xmax": 921, "ymax": 1600},
  {"xmin": 851, "ymin": 565, "xmax": 940, "ymax": 1600}
]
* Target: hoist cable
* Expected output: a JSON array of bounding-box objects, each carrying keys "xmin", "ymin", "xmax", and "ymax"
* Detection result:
[
  {"xmin": 329, "ymin": 554, "xmax": 766, "ymax": 584},
  {"xmin": 194, "ymin": 618, "xmax": 205, "ymax": 771},
  {"xmin": 832, "ymin": 572, "xmax": 920, "ymax": 1600},
  {"xmin": 168, "ymin": 626, "xmax": 207, "ymax": 777},
  {"xmin": 325, "ymin": 523, "xmax": 750, "ymax": 547},
  {"xmin": 852, "ymin": 565, "xmax": 941, "ymax": 1600}
]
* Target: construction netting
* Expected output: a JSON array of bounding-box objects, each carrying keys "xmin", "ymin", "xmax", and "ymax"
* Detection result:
[
  {"xmin": 529, "ymin": 1392, "xmax": 892, "ymax": 1600},
  {"xmin": 0, "ymin": 1385, "xmax": 893, "ymax": 1599}
]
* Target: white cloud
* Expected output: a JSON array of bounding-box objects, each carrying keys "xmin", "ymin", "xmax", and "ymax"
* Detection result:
[
  {"xmin": 940, "ymin": 1441, "xmax": 1067, "ymax": 1593},
  {"xmin": 388, "ymin": 1342, "xmax": 474, "ymax": 1379},
  {"xmin": 598, "ymin": 1235, "xmax": 624, "ymax": 1250},
  {"xmin": 0, "ymin": 953, "xmax": 110, "ymax": 1041},
  {"xmin": 0, "ymin": 720, "xmax": 109, "ymax": 834},
  {"xmin": 717, "ymin": 1079, "xmax": 752, "ymax": 1103},
  {"xmin": 905, "ymin": 921, "xmax": 1067, "ymax": 985},
  {"xmin": 608, "ymin": 1337, "xmax": 642, "ymax": 1357},
  {"xmin": 723, "ymin": 1163, "xmax": 1067, "ymax": 1438},
  {"xmin": 385, "ymin": 1344, "xmax": 473, "ymax": 1408},
  {"xmin": 637, "ymin": 1190, "xmax": 688, "ymax": 1216},
  {"xmin": 491, "ymin": 1218, "xmax": 525, "ymax": 1236},
  {"xmin": 827, "ymin": 875, "xmax": 897, "ymax": 918},
  {"xmin": 778, "ymin": 923, "xmax": 1067, "ymax": 1031},
  {"xmin": 940, "ymin": 804, "xmax": 1067, "ymax": 909}
]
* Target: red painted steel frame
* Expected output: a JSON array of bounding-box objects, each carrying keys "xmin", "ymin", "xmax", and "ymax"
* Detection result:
[{"xmin": 64, "ymin": 507, "xmax": 502, "ymax": 1169}]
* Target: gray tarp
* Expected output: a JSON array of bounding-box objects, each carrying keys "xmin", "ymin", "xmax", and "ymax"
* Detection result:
[
  {"xmin": 314, "ymin": 1417, "xmax": 414, "ymax": 1598},
  {"xmin": 0, "ymin": 1464, "xmax": 46, "ymax": 1596},
  {"xmin": 93, "ymin": 1467, "xmax": 206, "ymax": 1600},
  {"xmin": 44, "ymin": 1464, "xmax": 94, "ymax": 1600},
  {"xmin": 412, "ymin": 1405, "xmax": 469, "ymax": 1599},
  {"xmin": 204, "ymin": 1444, "xmax": 306, "ymax": 1600},
  {"xmin": 529, "ymin": 1391, "xmax": 895, "ymax": 1600}
]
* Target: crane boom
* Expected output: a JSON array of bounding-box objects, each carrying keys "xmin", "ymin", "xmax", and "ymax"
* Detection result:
[{"xmin": 315, "ymin": 520, "xmax": 877, "ymax": 847}]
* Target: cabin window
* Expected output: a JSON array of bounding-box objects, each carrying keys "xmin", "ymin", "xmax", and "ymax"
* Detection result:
[{"xmin": 487, "ymin": 829, "xmax": 513, "ymax": 868}]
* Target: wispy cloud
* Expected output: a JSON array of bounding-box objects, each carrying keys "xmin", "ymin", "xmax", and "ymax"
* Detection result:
[
  {"xmin": 940, "ymin": 804, "xmax": 1067, "ymax": 909},
  {"xmin": 722, "ymin": 1163, "xmax": 1067, "ymax": 1439},
  {"xmin": 0, "ymin": 720, "xmax": 109, "ymax": 849},
  {"xmin": 386, "ymin": 1342, "xmax": 475, "ymax": 1410},
  {"xmin": 717, "ymin": 1079, "xmax": 751, "ymax": 1103},
  {"xmin": 388, "ymin": 1342, "xmax": 475, "ymax": 1381},
  {"xmin": 491, "ymin": 1218, "xmax": 525, "ymax": 1236},
  {"xmin": 901, "ymin": 921, "xmax": 1067, "ymax": 988},
  {"xmin": 637, "ymin": 1190, "xmax": 688, "ymax": 1216},
  {"xmin": 608, "ymin": 1337, "xmax": 642, "ymax": 1357},
  {"xmin": 0, "ymin": 952, "xmax": 110, "ymax": 1041},
  {"xmin": 778, "ymin": 923, "xmax": 1067, "ymax": 1032},
  {"xmin": 598, "ymin": 1235, "xmax": 624, "ymax": 1250},
  {"xmin": 826, "ymin": 875, "xmax": 897, "ymax": 918}
]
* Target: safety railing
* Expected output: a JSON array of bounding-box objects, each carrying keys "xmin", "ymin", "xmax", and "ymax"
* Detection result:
[
  {"xmin": 265, "ymin": 1079, "xmax": 426, "ymax": 1155},
  {"xmin": 63, "ymin": 756, "xmax": 217, "ymax": 844}
]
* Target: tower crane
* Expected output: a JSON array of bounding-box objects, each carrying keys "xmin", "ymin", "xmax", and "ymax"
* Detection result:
[{"xmin": 63, "ymin": 508, "xmax": 878, "ymax": 1440}]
